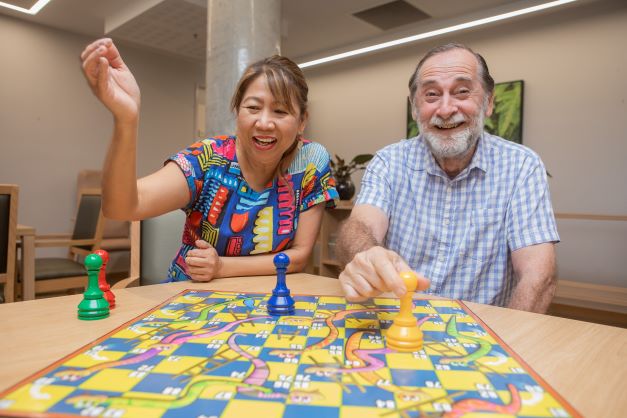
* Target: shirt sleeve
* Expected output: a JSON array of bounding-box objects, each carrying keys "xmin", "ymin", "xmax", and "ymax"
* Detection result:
[
  {"xmin": 166, "ymin": 139, "xmax": 213, "ymax": 211},
  {"xmin": 355, "ymin": 151, "xmax": 392, "ymax": 216},
  {"xmin": 507, "ymin": 155, "xmax": 560, "ymax": 251},
  {"xmin": 296, "ymin": 142, "xmax": 339, "ymax": 212}
]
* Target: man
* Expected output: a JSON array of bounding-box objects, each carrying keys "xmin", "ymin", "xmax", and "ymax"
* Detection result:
[{"xmin": 337, "ymin": 43, "xmax": 559, "ymax": 313}]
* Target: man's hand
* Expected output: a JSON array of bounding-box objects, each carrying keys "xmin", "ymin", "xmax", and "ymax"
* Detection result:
[
  {"xmin": 80, "ymin": 38, "xmax": 141, "ymax": 122},
  {"xmin": 339, "ymin": 246, "xmax": 429, "ymax": 301},
  {"xmin": 185, "ymin": 240, "xmax": 222, "ymax": 282}
]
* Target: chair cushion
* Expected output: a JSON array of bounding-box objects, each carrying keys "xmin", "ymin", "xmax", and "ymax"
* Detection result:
[{"xmin": 35, "ymin": 258, "xmax": 86, "ymax": 280}]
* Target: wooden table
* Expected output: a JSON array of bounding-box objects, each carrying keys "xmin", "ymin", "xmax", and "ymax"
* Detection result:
[
  {"xmin": 15, "ymin": 224, "xmax": 35, "ymax": 301},
  {"xmin": 1, "ymin": 274, "xmax": 625, "ymax": 417}
]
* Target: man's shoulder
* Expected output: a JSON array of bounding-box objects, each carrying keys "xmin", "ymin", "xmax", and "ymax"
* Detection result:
[{"xmin": 483, "ymin": 132, "xmax": 540, "ymax": 160}]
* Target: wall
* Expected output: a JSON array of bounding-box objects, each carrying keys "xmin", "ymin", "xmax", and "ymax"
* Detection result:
[
  {"xmin": 304, "ymin": 0, "xmax": 627, "ymax": 287},
  {"xmin": 0, "ymin": 15, "xmax": 204, "ymax": 255}
]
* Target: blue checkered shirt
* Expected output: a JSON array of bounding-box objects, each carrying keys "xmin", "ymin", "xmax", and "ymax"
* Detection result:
[{"xmin": 356, "ymin": 132, "xmax": 559, "ymax": 306}]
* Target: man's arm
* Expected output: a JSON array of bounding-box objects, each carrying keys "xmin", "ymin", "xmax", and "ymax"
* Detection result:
[
  {"xmin": 336, "ymin": 204, "xmax": 388, "ymax": 266},
  {"xmin": 508, "ymin": 242, "xmax": 557, "ymax": 313},
  {"xmin": 337, "ymin": 204, "xmax": 428, "ymax": 301}
]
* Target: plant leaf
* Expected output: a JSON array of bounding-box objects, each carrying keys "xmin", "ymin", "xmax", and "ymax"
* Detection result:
[{"xmin": 352, "ymin": 154, "xmax": 373, "ymax": 164}]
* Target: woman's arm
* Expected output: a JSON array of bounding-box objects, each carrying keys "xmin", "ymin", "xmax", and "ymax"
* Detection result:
[
  {"xmin": 185, "ymin": 203, "xmax": 326, "ymax": 280},
  {"xmin": 81, "ymin": 38, "xmax": 188, "ymax": 221}
]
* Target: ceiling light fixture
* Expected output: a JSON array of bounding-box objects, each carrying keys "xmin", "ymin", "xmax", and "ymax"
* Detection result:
[
  {"xmin": 298, "ymin": 0, "xmax": 577, "ymax": 69},
  {"xmin": 0, "ymin": 0, "xmax": 53, "ymax": 15}
]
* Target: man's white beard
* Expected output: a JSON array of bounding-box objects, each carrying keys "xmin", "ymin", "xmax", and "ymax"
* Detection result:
[{"xmin": 420, "ymin": 111, "xmax": 485, "ymax": 159}]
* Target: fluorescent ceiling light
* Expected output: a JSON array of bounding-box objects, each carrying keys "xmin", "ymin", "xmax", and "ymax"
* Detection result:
[
  {"xmin": 299, "ymin": 0, "xmax": 577, "ymax": 69},
  {"xmin": 0, "ymin": 0, "xmax": 52, "ymax": 15}
]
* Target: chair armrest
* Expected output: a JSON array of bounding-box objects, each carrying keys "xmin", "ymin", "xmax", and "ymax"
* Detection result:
[
  {"xmin": 35, "ymin": 237, "xmax": 97, "ymax": 248},
  {"xmin": 112, "ymin": 275, "xmax": 140, "ymax": 289},
  {"xmin": 35, "ymin": 233, "xmax": 71, "ymax": 240}
]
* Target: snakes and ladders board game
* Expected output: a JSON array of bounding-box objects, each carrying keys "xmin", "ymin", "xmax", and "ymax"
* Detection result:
[{"xmin": 0, "ymin": 290, "xmax": 581, "ymax": 417}]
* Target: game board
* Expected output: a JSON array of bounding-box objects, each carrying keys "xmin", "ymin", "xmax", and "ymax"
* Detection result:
[{"xmin": 0, "ymin": 290, "xmax": 581, "ymax": 418}]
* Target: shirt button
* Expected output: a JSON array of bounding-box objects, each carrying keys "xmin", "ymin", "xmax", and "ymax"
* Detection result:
[
  {"xmin": 438, "ymin": 256, "xmax": 445, "ymax": 262},
  {"xmin": 443, "ymin": 219, "xmax": 450, "ymax": 226}
]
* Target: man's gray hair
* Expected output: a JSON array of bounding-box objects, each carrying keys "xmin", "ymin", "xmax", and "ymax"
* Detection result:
[{"xmin": 408, "ymin": 42, "xmax": 495, "ymax": 104}]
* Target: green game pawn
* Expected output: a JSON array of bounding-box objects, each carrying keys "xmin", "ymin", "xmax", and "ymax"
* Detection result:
[{"xmin": 78, "ymin": 253, "xmax": 110, "ymax": 320}]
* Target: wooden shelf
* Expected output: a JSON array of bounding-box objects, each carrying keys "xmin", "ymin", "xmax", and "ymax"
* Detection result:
[{"xmin": 318, "ymin": 201, "xmax": 353, "ymax": 277}]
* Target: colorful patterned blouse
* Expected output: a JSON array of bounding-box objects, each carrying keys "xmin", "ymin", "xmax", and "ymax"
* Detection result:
[{"xmin": 166, "ymin": 136, "xmax": 338, "ymax": 281}]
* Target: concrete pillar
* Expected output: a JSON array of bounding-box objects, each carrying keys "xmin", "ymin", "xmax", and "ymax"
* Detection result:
[{"xmin": 205, "ymin": 0, "xmax": 281, "ymax": 136}]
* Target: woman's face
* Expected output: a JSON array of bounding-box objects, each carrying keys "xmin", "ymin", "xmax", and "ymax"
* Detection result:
[{"xmin": 236, "ymin": 75, "xmax": 306, "ymax": 166}]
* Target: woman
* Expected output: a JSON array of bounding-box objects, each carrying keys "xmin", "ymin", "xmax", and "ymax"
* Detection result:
[{"xmin": 80, "ymin": 38, "xmax": 338, "ymax": 282}]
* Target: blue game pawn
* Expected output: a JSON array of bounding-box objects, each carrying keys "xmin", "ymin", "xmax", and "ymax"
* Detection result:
[{"xmin": 267, "ymin": 253, "xmax": 295, "ymax": 316}]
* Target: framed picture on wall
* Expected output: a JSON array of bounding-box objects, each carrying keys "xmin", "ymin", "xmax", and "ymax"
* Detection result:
[{"xmin": 406, "ymin": 80, "xmax": 524, "ymax": 144}]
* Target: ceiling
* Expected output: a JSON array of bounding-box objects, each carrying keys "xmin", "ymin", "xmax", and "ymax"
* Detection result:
[{"xmin": 0, "ymin": 0, "xmax": 589, "ymax": 63}]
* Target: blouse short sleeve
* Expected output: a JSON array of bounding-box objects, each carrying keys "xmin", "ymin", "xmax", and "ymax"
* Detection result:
[
  {"xmin": 166, "ymin": 136, "xmax": 236, "ymax": 211},
  {"xmin": 289, "ymin": 141, "xmax": 338, "ymax": 212}
]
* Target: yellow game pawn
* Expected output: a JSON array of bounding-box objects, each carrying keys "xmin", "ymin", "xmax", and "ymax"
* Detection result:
[{"xmin": 386, "ymin": 271, "xmax": 423, "ymax": 352}]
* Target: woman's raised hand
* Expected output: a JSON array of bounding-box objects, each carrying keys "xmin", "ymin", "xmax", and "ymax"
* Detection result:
[{"xmin": 80, "ymin": 38, "xmax": 141, "ymax": 122}]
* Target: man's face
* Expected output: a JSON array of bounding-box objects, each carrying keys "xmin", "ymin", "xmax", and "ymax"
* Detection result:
[{"xmin": 413, "ymin": 49, "xmax": 493, "ymax": 159}]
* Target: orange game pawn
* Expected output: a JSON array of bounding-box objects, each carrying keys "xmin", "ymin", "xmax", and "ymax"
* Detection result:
[
  {"xmin": 386, "ymin": 271, "xmax": 424, "ymax": 352},
  {"xmin": 94, "ymin": 249, "xmax": 115, "ymax": 309}
]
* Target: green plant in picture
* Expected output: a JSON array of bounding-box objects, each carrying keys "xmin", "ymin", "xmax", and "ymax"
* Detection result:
[
  {"xmin": 406, "ymin": 99, "xmax": 419, "ymax": 138},
  {"xmin": 484, "ymin": 80, "xmax": 523, "ymax": 144}
]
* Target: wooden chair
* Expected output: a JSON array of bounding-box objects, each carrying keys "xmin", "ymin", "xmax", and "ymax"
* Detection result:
[
  {"xmin": 0, "ymin": 185, "xmax": 19, "ymax": 303},
  {"xmin": 32, "ymin": 188, "xmax": 104, "ymax": 296},
  {"xmin": 113, "ymin": 210, "xmax": 185, "ymax": 289},
  {"xmin": 76, "ymin": 170, "xmax": 130, "ymax": 279}
]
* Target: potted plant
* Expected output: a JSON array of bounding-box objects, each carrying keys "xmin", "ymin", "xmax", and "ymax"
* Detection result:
[{"xmin": 330, "ymin": 154, "xmax": 373, "ymax": 200}]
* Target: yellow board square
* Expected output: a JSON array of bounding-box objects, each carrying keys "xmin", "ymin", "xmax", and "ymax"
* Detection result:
[
  {"xmin": 295, "ymin": 301, "xmax": 318, "ymax": 311},
  {"xmin": 436, "ymin": 370, "xmax": 492, "ymax": 390},
  {"xmin": 345, "ymin": 318, "xmax": 380, "ymax": 330},
  {"xmin": 267, "ymin": 361, "xmax": 299, "ymax": 381},
  {"xmin": 221, "ymin": 399, "xmax": 285, "ymax": 418},
  {"xmin": 341, "ymin": 367, "xmax": 392, "ymax": 387},
  {"xmin": 519, "ymin": 391, "xmax": 570, "ymax": 417},
  {"xmin": 394, "ymin": 387, "xmax": 448, "ymax": 410},
  {"xmin": 386, "ymin": 352, "xmax": 433, "ymax": 370},
  {"xmin": 429, "ymin": 300, "xmax": 460, "ymax": 308},
  {"xmin": 317, "ymin": 296, "xmax": 346, "ymax": 305},
  {"xmin": 264, "ymin": 334, "xmax": 308, "ymax": 349},
  {"xmin": 475, "ymin": 356, "xmax": 523, "ymax": 374},
  {"xmin": 373, "ymin": 297, "xmax": 399, "ymax": 306},
  {"xmin": 287, "ymin": 381, "xmax": 342, "ymax": 407},
  {"xmin": 80, "ymin": 368, "xmax": 145, "ymax": 392},
  {"xmin": 2, "ymin": 384, "xmax": 76, "ymax": 412},
  {"xmin": 300, "ymin": 348, "xmax": 344, "ymax": 365},
  {"xmin": 420, "ymin": 320, "xmax": 447, "ymax": 332},
  {"xmin": 340, "ymin": 405, "xmax": 395, "ymax": 418},
  {"xmin": 151, "ymin": 355, "xmax": 210, "ymax": 374},
  {"xmin": 64, "ymin": 350, "xmax": 128, "ymax": 368}
]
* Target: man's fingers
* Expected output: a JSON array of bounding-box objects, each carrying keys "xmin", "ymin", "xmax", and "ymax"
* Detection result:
[
  {"xmin": 415, "ymin": 272, "xmax": 430, "ymax": 292},
  {"xmin": 370, "ymin": 250, "xmax": 405, "ymax": 297},
  {"xmin": 339, "ymin": 268, "xmax": 380, "ymax": 299},
  {"xmin": 340, "ymin": 280, "xmax": 368, "ymax": 302},
  {"xmin": 351, "ymin": 251, "xmax": 386, "ymax": 292}
]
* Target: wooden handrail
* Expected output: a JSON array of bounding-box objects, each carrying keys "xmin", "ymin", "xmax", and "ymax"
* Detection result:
[{"xmin": 555, "ymin": 213, "xmax": 627, "ymax": 222}]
